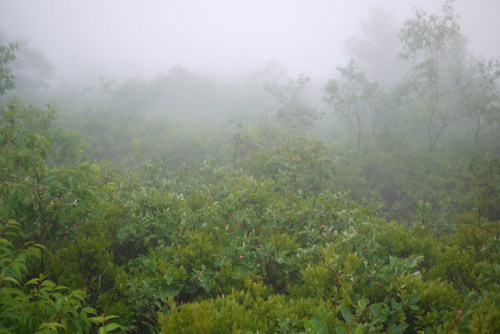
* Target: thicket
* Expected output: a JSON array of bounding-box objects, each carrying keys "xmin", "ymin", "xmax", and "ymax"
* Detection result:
[{"xmin": 1, "ymin": 2, "xmax": 500, "ymax": 333}]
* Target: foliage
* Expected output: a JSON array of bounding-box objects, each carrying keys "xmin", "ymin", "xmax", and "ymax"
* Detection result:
[
  {"xmin": 0, "ymin": 40, "xmax": 17, "ymax": 96},
  {"xmin": 324, "ymin": 58, "xmax": 380, "ymax": 148},
  {"xmin": 0, "ymin": 99, "xmax": 124, "ymax": 332},
  {"xmin": 0, "ymin": 220, "xmax": 122, "ymax": 333},
  {"xmin": 460, "ymin": 158, "xmax": 500, "ymax": 222},
  {"xmin": 3, "ymin": 94, "xmax": 499, "ymax": 332},
  {"xmin": 263, "ymin": 60, "xmax": 322, "ymax": 136},
  {"xmin": 1, "ymin": 6, "xmax": 500, "ymax": 331},
  {"xmin": 459, "ymin": 57, "xmax": 500, "ymax": 145},
  {"xmin": 244, "ymin": 136, "xmax": 334, "ymax": 194},
  {"xmin": 399, "ymin": 1, "xmax": 464, "ymax": 154}
]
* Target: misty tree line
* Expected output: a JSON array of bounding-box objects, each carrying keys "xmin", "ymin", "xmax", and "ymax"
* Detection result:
[
  {"xmin": 325, "ymin": 2, "xmax": 499, "ymax": 154},
  {"xmin": 1, "ymin": 2, "xmax": 499, "ymax": 220},
  {"xmin": 1, "ymin": 2, "xmax": 500, "ymax": 238},
  {"xmin": 1, "ymin": 2, "xmax": 498, "ymax": 227},
  {"xmin": 3, "ymin": 2, "xmax": 498, "ymax": 159}
]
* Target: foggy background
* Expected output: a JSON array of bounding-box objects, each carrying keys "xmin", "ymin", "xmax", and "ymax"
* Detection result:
[{"xmin": 1, "ymin": 0, "xmax": 499, "ymax": 83}]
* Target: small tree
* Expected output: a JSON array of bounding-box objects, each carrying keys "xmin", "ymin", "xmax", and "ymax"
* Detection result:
[
  {"xmin": 324, "ymin": 58, "xmax": 379, "ymax": 148},
  {"xmin": 399, "ymin": 1, "xmax": 463, "ymax": 154},
  {"xmin": 459, "ymin": 57, "xmax": 500, "ymax": 146},
  {"xmin": 263, "ymin": 60, "xmax": 320, "ymax": 137}
]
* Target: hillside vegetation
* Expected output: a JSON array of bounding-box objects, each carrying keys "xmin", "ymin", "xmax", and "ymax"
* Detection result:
[{"xmin": 1, "ymin": 3, "xmax": 499, "ymax": 333}]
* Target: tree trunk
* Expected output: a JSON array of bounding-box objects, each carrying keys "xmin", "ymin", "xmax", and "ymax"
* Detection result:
[{"xmin": 474, "ymin": 116, "xmax": 481, "ymax": 147}]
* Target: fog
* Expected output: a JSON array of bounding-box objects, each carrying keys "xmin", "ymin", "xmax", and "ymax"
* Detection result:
[
  {"xmin": 2, "ymin": 5, "xmax": 500, "ymax": 329},
  {"xmin": 1, "ymin": 0, "xmax": 499, "ymax": 82}
]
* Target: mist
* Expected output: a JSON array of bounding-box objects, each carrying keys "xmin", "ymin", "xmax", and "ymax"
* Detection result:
[
  {"xmin": 2, "ymin": 1, "xmax": 500, "ymax": 332},
  {"xmin": 1, "ymin": 0, "xmax": 499, "ymax": 83}
]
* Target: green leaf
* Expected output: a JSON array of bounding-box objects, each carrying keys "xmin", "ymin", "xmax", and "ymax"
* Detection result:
[
  {"xmin": 339, "ymin": 305, "xmax": 353, "ymax": 324},
  {"xmin": 3, "ymin": 276, "xmax": 20, "ymax": 286},
  {"xmin": 336, "ymin": 326, "xmax": 347, "ymax": 334},
  {"xmin": 318, "ymin": 305, "xmax": 327, "ymax": 318},
  {"xmin": 396, "ymin": 323, "xmax": 409, "ymax": 332},
  {"xmin": 11, "ymin": 262, "xmax": 26, "ymax": 278},
  {"xmin": 409, "ymin": 255, "xmax": 424, "ymax": 269},
  {"xmin": 163, "ymin": 273, "xmax": 173, "ymax": 285},
  {"xmin": 39, "ymin": 322, "xmax": 67, "ymax": 330},
  {"xmin": 102, "ymin": 323, "xmax": 122, "ymax": 332},
  {"xmin": 55, "ymin": 297, "xmax": 64, "ymax": 313},
  {"xmin": 459, "ymin": 318, "xmax": 472, "ymax": 333},
  {"xmin": 408, "ymin": 293, "xmax": 420, "ymax": 305},
  {"xmin": 305, "ymin": 318, "xmax": 328, "ymax": 334},
  {"xmin": 161, "ymin": 287, "xmax": 180, "ymax": 299},
  {"xmin": 369, "ymin": 303, "xmax": 382, "ymax": 318},
  {"xmin": 0, "ymin": 238, "xmax": 13, "ymax": 247},
  {"xmin": 90, "ymin": 316, "xmax": 105, "ymax": 325},
  {"xmin": 42, "ymin": 280, "xmax": 56, "ymax": 289},
  {"xmin": 354, "ymin": 328, "xmax": 363, "ymax": 334},
  {"xmin": 101, "ymin": 315, "xmax": 119, "ymax": 321}
]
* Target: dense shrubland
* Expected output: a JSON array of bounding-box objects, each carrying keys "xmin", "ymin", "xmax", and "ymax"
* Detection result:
[{"xmin": 1, "ymin": 2, "xmax": 499, "ymax": 333}]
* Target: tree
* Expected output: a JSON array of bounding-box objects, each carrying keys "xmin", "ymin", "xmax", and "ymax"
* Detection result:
[
  {"xmin": 324, "ymin": 58, "xmax": 379, "ymax": 148},
  {"xmin": 345, "ymin": 8, "xmax": 408, "ymax": 87},
  {"xmin": 262, "ymin": 60, "xmax": 320, "ymax": 137},
  {"xmin": 6, "ymin": 39, "xmax": 54, "ymax": 101},
  {"xmin": 399, "ymin": 1, "xmax": 463, "ymax": 154},
  {"xmin": 459, "ymin": 57, "xmax": 500, "ymax": 146},
  {"xmin": 0, "ymin": 41, "xmax": 17, "ymax": 96}
]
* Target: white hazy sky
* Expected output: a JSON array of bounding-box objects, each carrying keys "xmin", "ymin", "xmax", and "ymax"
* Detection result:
[{"xmin": 1, "ymin": 0, "xmax": 499, "ymax": 81}]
